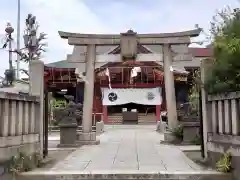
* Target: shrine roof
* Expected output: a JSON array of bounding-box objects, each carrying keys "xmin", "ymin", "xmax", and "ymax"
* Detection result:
[
  {"xmin": 59, "ymin": 28, "xmax": 202, "ymax": 39},
  {"xmin": 45, "ymin": 60, "xmax": 76, "ymax": 69},
  {"xmin": 45, "ymin": 47, "xmax": 212, "ymax": 69},
  {"xmin": 188, "ymin": 47, "xmax": 213, "ymax": 57}
]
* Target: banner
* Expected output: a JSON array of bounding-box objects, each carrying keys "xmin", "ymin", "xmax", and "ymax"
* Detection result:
[{"xmin": 101, "ymin": 87, "xmax": 162, "ymax": 106}]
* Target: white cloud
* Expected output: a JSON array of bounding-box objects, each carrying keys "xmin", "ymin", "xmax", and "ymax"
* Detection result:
[
  {"xmin": 0, "ymin": 0, "xmax": 112, "ymax": 77},
  {"xmin": 22, "ymin": 0, "xmax": 112, "ymax": 62}
]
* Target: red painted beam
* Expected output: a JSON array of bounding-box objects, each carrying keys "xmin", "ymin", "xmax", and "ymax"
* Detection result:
[{"xmin": 98, "ymin": 83, "xmax": 163, "ymax": 88}]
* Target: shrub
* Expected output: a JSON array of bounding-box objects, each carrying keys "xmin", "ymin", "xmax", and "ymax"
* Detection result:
[
  {"xmin": 171, "ymin": 125, "xmax": 183, "ymax": 139},
  {"xmin": 8, "ymin": 152, "xmax": 43, "ymax": 175},
  {"xmin": 205, "ymin": 7, "xmax": 240, "ymax": 94},
  {"xmin": 216, "ymin": 152, "xmax": 232, "ymax": 172}
]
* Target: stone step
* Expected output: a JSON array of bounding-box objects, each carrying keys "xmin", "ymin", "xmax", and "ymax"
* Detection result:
[
  {"xmin": 109, "ymin": 114, "xmax": 155, "ymax": 116},
  {"xmin": 138, "ymin": 118, "xmax": 155, "ymax": 120},
  {"xmin": 16, "ymin": 171, "xmax": 231, "ymax": 180},
  {"xmin": 108, "ymin": 114, "xmax": 156, "ymax": 124},
  {"xmin": 138, "ymin": 117, "xmax": 155, "ymax": 119},
  {"xmin": 138, "ymin": 119, "xmax": 155, "ymax": 121},
  {"xmin": 138, "ymin": 122, "xmax": 156, "ymax": 124},
  {"xmin": 108, "ymin": 115, "xmax": 155, "ymax": 118}
]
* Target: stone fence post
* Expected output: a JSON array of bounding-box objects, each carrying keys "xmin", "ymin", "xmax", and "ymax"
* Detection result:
[
  {"xmin": 29, "ymin": 60, "xmax": 44, "ymax": 155},
  {"xmin": 200, "ymin": 58, "xmax": 213, "ymax": 158}
]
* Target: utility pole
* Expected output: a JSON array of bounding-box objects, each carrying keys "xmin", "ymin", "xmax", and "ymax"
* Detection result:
[
  {"xmin": 16, "ymin": 0, "xmax": 21, "ymax": 79},
  {"xmin": 5, "ymin": 23, "xmax": 14, "ymax": 70},
  {"xmin": 1, "ymin": 22, "xmax": 15, "ymax": 86}
]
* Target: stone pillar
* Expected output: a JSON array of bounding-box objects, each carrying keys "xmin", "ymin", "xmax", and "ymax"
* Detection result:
[
  {"xmin": 163, "ymin": 44, "xmax": 178, "ymax": 129},
  {"xmin": 24, "ymin": 103, "xmax": 29, "ymax": 134},
  {"xmin": 200, "ymin": 58, "xmax": 213, "ymax": 158},
  {"xmin": 10, "ymin": 100, "xmax": 17, "ymax": 136},
  {"xmin": 29, "ymin": 60, "xmax": 44, "ymax": 154},
  {"xmin": 231, "ymin": 99, "xmax": 239, "ymax": 135},
  {"xmin": 17, "ymin": 101, "xmax": 23, "ymax": 135},
  {"xmin": 30, "ymin": 102, "xmax": 35, "ymax": 133},
  {"xmin": 78, "ymin": 45, "xmax": 99, "ymax": 145},
  {"xmin": 0, "ymin": 100, "xmax": 9, "ymax": 136}
]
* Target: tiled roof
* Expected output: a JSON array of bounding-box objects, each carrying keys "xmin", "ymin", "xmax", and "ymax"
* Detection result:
[
  {"xmin": 46, "ymin": 60, "xmax": 76, "ymax": 68},
  {"xmin": 45, "ymin": 47, "xmax": 212, "ymax": 69},
  {"xmin": 109, "ymin": 44, "xmax": 152, "ymax": 54},
  {"xmin": 188, "ymin": 47, "xmax": 212, "ymax": 57}
]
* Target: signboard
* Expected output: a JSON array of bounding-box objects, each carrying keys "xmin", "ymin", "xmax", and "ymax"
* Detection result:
[{"xmin": 175, "ymin": 76, "xmax": 187, "ymax": 81}]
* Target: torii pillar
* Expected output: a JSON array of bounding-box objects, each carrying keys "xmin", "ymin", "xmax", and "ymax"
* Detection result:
[
  {"xmin": 163, "ymin": 44, "xmax": 178, "ymax": 129},
  {"xmin": 78, "ymin": 44, "xmax": 98, "ymax": 144}
]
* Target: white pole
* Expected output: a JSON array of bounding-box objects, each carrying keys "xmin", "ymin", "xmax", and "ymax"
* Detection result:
[{"xmin": 16, "ymin": 0, "xmax": 20, "ymax": 79}]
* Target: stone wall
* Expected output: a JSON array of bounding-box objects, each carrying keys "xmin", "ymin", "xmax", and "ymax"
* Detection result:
[
  {"xmin": 206, "ymin": 92, "xmax": 240, "ymax": 178},
  {"xmin": 0, "ymin": 91, "xmax": 41, "ymax": 162}
]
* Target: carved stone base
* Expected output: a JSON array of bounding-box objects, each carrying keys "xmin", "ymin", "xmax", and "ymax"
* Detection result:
[
  {"xmin": 57, "ymin": 144, "xmax": 80, "ymax": 148},
  {"xmin": 163, "ymin": 131, "xmax": 175, "ymax": 142},
  {"xmin": 58, "ymin": 126, "xmax": 78, "ymax": 148},
  {"xmin": 76, "ymin": 132, "xmax": 100, "ymax": 145},
  {"xmin": 182, "ymin": 121, "xmax": 200, "ymax": 144},
  {"xmin": 161, "ymin": 131, "xmax": 182, "ymax": 144}
]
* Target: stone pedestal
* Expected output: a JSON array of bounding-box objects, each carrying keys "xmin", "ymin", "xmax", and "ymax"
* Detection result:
[
  {"xmin": 58, "ymin": 120, "xmax": 79, "ymax": 148},
  {"xmin": 96, "ymin": 121, "xmax": 104, "ymax": 135},
  {"xmin": 163, "ymin": 131, "xmax": 176, "ymax": 142},
  {"xmin": 163, "ymin": 130, "xmax": 182, "ymax": 144},
  {"xmin": 182, "ymin": 121, "xmax": 200, "ymax": 144},
  {"xmin": 77, "ymin": 132, "xmax": 100, "ymax": 145},
  {"xmin": 55, "ymin": 98, "xmax": 83, "ymax": 148}
]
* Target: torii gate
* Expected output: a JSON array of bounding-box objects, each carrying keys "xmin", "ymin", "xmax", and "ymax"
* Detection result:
[{"xmin": 59, "ymin": 29, "xmax": 202, "ymax": 144}]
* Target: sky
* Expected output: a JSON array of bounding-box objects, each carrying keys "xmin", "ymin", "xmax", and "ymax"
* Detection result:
[{"xmin": 0, "ymin": 0, "xmax": 239, "ymax": 77}]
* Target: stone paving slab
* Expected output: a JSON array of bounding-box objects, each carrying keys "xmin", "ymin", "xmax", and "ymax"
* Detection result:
[
  {"xmin": 18, "ymin": 170, "xmax": 231, "ymax": 180},
  {"xmin": 18, "ymin": 125, "xmax": 231, "ymax": 179},
  {"xmin": 50, "ymin": 125, "xmax": 203, "ymax": 172}
]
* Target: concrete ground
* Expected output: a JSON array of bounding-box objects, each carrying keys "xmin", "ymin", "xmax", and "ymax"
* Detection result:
[
  {"xmin": 49, "ymin": 125, "xmax": 204, "ymax": 172},
  {"xmin": 17, "ymin": 125, "xmax": 231, "ymax": 180}
]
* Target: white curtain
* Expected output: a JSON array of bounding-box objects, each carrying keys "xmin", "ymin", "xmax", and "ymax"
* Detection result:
[{"xmin": 101, "ymin": 87, "xmax": 162, "ymax": 106}]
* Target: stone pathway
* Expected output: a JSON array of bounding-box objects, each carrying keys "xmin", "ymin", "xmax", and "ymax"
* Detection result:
[{"xmin": 51, "ymin": 125, "xmax": 203, "ymax": 172}]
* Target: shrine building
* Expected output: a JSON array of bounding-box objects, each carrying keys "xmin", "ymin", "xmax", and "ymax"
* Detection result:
[{"xmin": 44, "ymin": 29, "xmax": 212, "ymax": 125}]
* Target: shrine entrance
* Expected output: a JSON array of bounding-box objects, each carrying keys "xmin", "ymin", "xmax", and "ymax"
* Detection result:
[
  {"xmin": 42, "ymin": 28, "xmax": 202, "ymax": 147},
  {"xmin": 101, "ymin": 87, "xmax": 162, "ymax": 124},
  {"xmin": 108, "ymin": 103, "xmax": 156, "ymax": 124},
  {"xmin": 108, "ymin": 103, "xmax": 155, "ymax": 114}
]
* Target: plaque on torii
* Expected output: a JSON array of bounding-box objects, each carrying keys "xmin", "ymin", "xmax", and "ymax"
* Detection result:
[{"xmin": 120, "ymin": 29, "xmax": 138, "ymax": 60}]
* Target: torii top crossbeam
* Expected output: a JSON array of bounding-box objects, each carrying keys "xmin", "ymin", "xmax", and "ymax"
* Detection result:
[{"xmin": 58, "ymin": 28, "xmax": 202, "ymax": 45}]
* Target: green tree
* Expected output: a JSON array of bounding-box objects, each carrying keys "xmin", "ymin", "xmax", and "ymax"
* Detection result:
[{"xmin": 205, "ymin": 7, "xmax": 240, "ymax": 94}]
